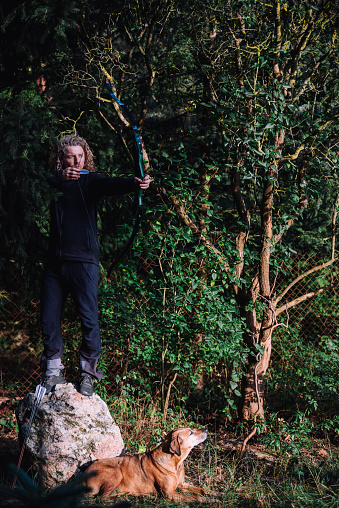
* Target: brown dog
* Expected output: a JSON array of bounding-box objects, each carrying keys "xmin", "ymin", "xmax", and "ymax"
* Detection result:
[{"xmin": 83, "ymin": 427, "xmax": 210, "ymax": 502}]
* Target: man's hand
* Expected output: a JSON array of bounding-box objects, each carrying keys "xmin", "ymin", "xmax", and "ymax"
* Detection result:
[
  {"xmin": 135, "ymin": 174, "xmax": 151, "ymax": 189},
  {"xmin": 62, "ymin": 167, "xmax": 81, "ymax": 181}
]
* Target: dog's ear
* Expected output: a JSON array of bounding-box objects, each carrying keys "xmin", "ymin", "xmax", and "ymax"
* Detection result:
[{"xmin": 170, "ymin": 435, "xmax": 183, "ymax": 456}]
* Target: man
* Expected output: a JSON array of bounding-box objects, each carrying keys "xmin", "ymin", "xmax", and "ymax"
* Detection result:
[{"xmin": 41, "ymin": 134, "xmax": 150, "ymax": 396}]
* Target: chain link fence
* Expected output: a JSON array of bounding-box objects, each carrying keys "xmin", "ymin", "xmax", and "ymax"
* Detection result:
[
  {"xmin": 1, "ymin": 253, "xmax": 338, "ymax": 399},
  {"xmin": 272, "ymin": 253, "xmax": 339, "ymax": 344}
]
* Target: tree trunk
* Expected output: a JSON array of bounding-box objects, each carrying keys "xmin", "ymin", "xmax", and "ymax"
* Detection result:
[
  {"xmin": 241, "ymin": 304, "xmax": 274, "ymax": 421},
  {"xmin": 241, "ymin": 168, "xmax": 275, "ymax": 422}
]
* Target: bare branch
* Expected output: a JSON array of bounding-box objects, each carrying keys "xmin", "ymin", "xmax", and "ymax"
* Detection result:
[
  {"xmin": 276, "ymin": 279, "xmax": 339, "ymax": 316},
  {"xmin": 163, "ymin": 372, "xmax": 177, "ymax": 418},
  {"xmin": 275, "ymin": 258, "xmax": 338, "ymax": 305}
]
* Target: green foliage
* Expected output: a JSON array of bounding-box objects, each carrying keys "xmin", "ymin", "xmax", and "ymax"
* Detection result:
[
  {"xmin": 267, "ymin": 323, "xmax": 339, "ymax": 421},
  {"xmin": 265, "ymin": 257, "xmax": 339, "ymax": 432},
  {"xmin": 98, "ymin": 228, "xmax": 247, "ymax": 414},
  {"xmin": 1, "ymin": 0, "xmax": 339, "ymax": 425},
  {"xmin": 262, "ymin": 411, "xmax": 314, "ymax": 458},
  {"xmin": 0, "ymin": 411, "xmax": 18, "ymax": 433},
  {"xmin": 0, "ymin": 85, "xmax": 55, "ymax": 266}
]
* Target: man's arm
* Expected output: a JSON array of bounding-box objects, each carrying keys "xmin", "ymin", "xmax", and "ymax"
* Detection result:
[{"xmin": 89, "ymin": 173, "xmax": 150, "ymax": 198}]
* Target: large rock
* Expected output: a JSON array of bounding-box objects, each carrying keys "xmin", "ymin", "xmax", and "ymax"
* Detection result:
[{"xmin": 15, "ymin": 383, "xmax": 124, "ymax": 489}]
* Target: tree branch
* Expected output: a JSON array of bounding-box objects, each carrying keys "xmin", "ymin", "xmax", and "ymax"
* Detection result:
[
  {"xmin": 332, "ymin": 193, "xmax": 339, "ymax": 260},
  {"xmin": 276, "ymin": 278, "xmax": 339, "ymax": 316},
  {"xmin": 158, "ymin": 186, "xmax": 230, "ymax": 272},
  {"xmin": 100, "ymin": 64, "xmax": 130, "ymax": 128},
  {"xmin": 231, "ymin": 166, "xmax": 251, "ymax": 283},
  {"xmin": 273, "ymin": 0, "xmax": 283, "ymax": 81},
  {"xmin": 275, "ymin": 258, "xmax": 337, "ymax": 305},
  {"xmin": 280, "ymin": 114, "xmax": 339, "ymax": 161}
]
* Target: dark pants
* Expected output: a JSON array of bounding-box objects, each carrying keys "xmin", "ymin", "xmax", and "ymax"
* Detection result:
[{"xmin": 40, "ymin": 261, "xmax": 103, "ymax": 380}]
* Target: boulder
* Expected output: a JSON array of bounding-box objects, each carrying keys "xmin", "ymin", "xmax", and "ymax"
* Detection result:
[{"xmin": 15, "ymin": 383, "xmax": 124, "ymax": 489}]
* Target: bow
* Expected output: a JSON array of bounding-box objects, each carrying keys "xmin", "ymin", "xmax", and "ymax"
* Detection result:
[{"xmin": 105, "ymin": 77, "xmax": 145, "ymax": 280}]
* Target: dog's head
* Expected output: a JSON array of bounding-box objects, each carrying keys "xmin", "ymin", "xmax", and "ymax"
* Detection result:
[{"xmin": 163, "ymin": 428, "xmax": 208, "ymax": 461}]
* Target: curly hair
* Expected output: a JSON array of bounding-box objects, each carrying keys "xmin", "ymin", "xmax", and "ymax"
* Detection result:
[{"xmin": 49, "ymin": 134, "xmax": 97, "ymax": 172}]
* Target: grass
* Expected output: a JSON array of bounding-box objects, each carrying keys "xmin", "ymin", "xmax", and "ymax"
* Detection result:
[
  {"xmin": 1, "ymin": 394, "xmax": 339, "ymax": 507},
  {"xmin": 83, "ymin": 395, "xmax": 339, "ymax": 507}
]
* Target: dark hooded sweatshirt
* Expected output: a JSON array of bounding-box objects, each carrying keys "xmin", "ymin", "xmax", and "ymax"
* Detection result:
[{"xmin": 48, "ymin": 170, "xmax": 135, "ymax": 266}]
